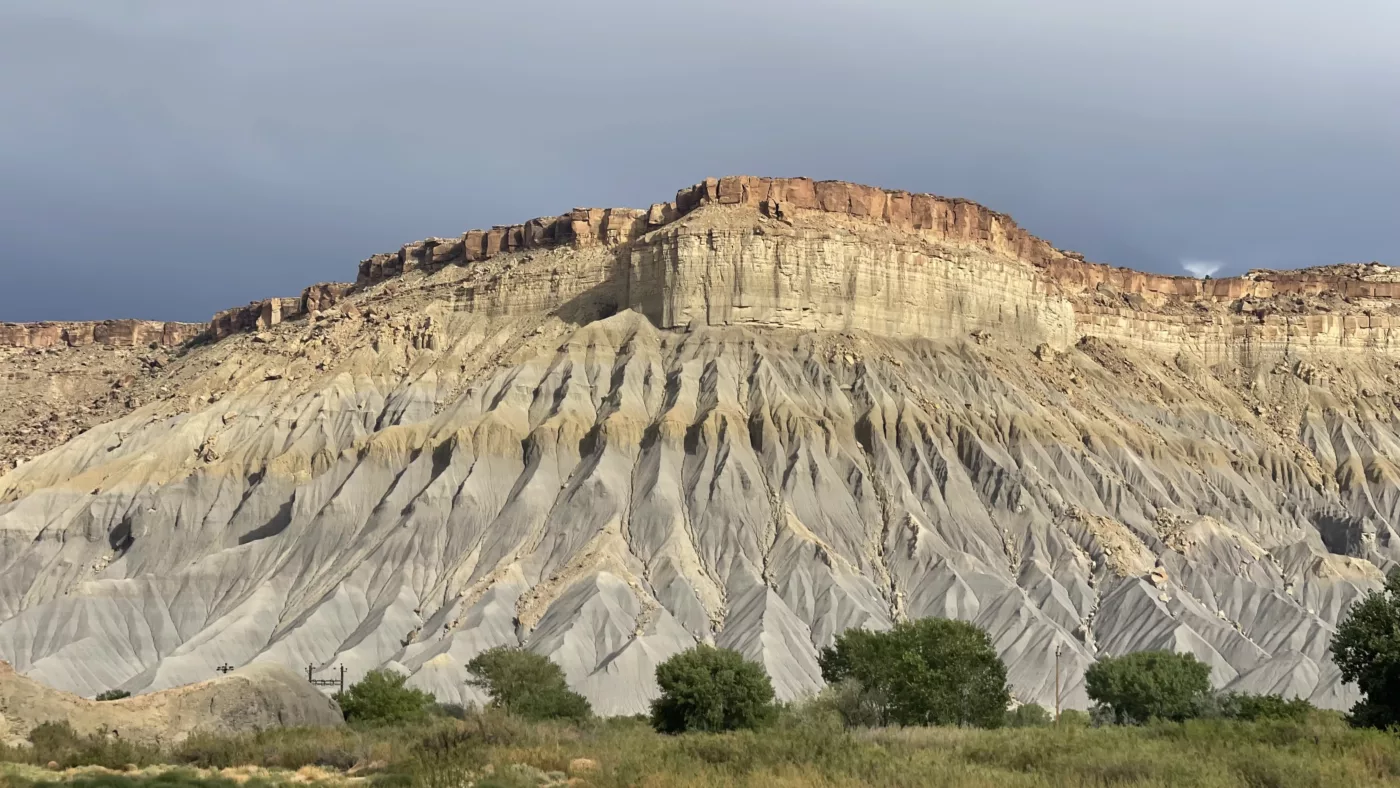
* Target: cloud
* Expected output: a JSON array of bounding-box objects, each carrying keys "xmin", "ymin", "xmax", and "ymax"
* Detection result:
[
  {"xmin": 1181, "ymin": 260, "xmax": 1223, "ymax": 279},
  {"xmin": 0, "ymin": 1, "xmax": 1397, "ymax": 322}
]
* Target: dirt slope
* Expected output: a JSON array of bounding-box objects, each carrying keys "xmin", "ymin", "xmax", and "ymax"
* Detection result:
[{"xmin": 0, "ymin": 661, "xmax": 342, "ymax": 746}]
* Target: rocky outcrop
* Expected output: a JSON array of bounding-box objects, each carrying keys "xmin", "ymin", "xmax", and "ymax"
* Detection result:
[
  {"xmin": 0, "ymin": 660, "xmax": 342, "ymax": 745},
  {"xmin": 209, "ymin": 283, "xmax": 353, "ymax": 339},
  {"xmin": 354, "ymin": 176, "xmax": 1072, "ymax": 288},
  {"xmin": 211, "ymin": 298, "xmax": 302, "ymax": 339},
  {"xmin": 343, "ymin": 177, "xmax": 1400, "ymax": 362},
  {"xmin": 301, "ymin": 282, "xmax": 354, "ymax": 315},
  {"xmin": 0, "ymin": 320, "xmax": 205, "ymax": 349},
  {"xmin": 621, "ymin": 206, "xmax": 1079, "ymax": 348}
]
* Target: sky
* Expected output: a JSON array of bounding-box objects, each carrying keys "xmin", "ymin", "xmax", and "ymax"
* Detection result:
[{"xmin": 2, "ymin": 1, "xmax": 1397, "ymax": 323}]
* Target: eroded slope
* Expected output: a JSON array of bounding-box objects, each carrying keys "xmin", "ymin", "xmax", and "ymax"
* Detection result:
[{"xmin": 1, "ymin": 188, "xmax": 1397, "ymax": 714}]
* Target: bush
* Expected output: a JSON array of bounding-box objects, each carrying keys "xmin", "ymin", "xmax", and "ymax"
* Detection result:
[
  {"xmin": 1331, "ymin": 570, "xmax": 1400, "ymax": 728},
  {"xmin": 96, "ymin": 689, "xmax": 131, "ymax": 701},
  {"xmin": 435, "ymin": 702, "xmax": 470, "ymax": 720},
  {"xmin": 466, "ymin": 647, "xmax": 591, "ymax": 722},
  {"xmin": 1085, "ymin": 651, "xmax": 1212, "ymax": 724},
  {"xmin": 1006, "ymin": 703, "xmax": 1053, "ymax": 728},
  {"xmin": 1057, "ymin": 709, "xmax": 1091, "ymax": 727},
  {"xmin": 22, "ymin": 721, "xmax": 161, "ymax": 769},
  {"xmin": 334, "ymin": 668, "xmax": 436, "ymax": 724},
  {"xmin": 172, "ymin": 725, "xmax": 401, "ymax": 770},
  {"xmin": 819, "ymin": 618, "xmax": 1010, "ymax": 728},
  {"xmin": 29, "ymin": 721, "xmax": 85, "ymax": 751},
  {"xmin": 651, "ymin": 645, "xmax": 777, "ymax": 734},
  {"xmin": 1213, "ymin": 691, "xmax": 1317, "ymax": 722},
  {"xmin": 818, "ymin": 678, "xmax": 887, "ymax": 729}
]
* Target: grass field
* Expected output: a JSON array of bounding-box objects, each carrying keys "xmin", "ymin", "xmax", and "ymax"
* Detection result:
[{"xmin": 3, "ymin": 706, "xmax": 1399, "ymax": 788}]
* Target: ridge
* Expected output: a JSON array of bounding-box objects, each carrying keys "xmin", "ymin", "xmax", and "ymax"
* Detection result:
[{"xmin": 4, "ymin": 176, "xmax": 1397, "ymax": 353}]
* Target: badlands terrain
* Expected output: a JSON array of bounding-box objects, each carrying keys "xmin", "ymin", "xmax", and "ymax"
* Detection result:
[
  {"xmin": 0, "ymin": 661, "xmax": 342, "ymax": 747},
  {"xmin": 1, "ymin": 176, "xmax": 1398, "ymax": 715}
]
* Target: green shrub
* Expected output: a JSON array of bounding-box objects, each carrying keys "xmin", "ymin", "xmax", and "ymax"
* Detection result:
[
  {"xmin": 28, "ymin": 721, "xmax": 86, "ymax": 752},
  {"xmin": 1057, "ymin": 708, "xmax": 1092, "ymax": 727},
  {"xmin": 651, "ymin": 645, "xmax": 777, "ymax": 734},
  {"xmin": 9, "ymin": 709, "xmax": 1400, "ymax": 787},
  {"xmin": 1331, "ymin": 570, "xmax": 1400, "ymax": 729},
  {"xmin": 812, "ymin": 678, "xmax": 886, "ymax": 729},
  {"xmin": 819, "ymin": 618, "xmax": 1010, "ymax": 728},
  {"xmin": 1006, "ymin": 703, "xmax": 1053, "ymax": 728},
  {"xmin": 434, "ymin": 702, "xmax": 470, "ymax": 720},
  {"xmin": 171, "ymin": 723, "xmax": 447, "ymax": 772},
  {"xmin": 45, "ymin": 770, "xmax": 246, "ymax": 788},
  {"xmin": 466, "ymin": 647, "xmax": 591, "ymax": 722},
  {"xmin": 334, "ymin": 668, "xmax": 436, "ymax": 725},
  {"xmin": 1214, "ymin": 691, "xmax": 1317, "ymax": 722},
  {"xmin": 21, "ymin": 721, "xmax": 162, "ymax": 770},
  {"xmin": 1085, "ymin": 651, "xmax": 1212, "ymax": 724},
  {"xmin": 96, "ymin": 689, "xmax": 132, "ymax": 702}
]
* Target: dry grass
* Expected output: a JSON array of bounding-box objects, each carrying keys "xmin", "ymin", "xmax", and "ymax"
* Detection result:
[{"xmin": 3, "ymin": 707, "xmax": 1399, "ymax": 788}]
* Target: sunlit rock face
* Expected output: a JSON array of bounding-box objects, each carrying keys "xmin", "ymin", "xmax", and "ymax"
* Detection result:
[{"xmin": 2, "ymin": 178, "xmax": 1398, "ymax": 712}]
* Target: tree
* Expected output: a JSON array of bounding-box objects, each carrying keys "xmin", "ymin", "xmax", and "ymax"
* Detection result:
[
  {"xmin": 819, "ymin": 618, "xmax": 1010, "ymax": 728},
  {"xmin": 95, "ymin": 689, "xmax": 130, "ymax": 701},
  {"xmin": 1084, "ymin": 651, "xmax": 1212, "ymax": 724},
  {"xmin": 1330, "ymin": 570, "xmax": 1400, "ymax": 728},
  {"xmin": 650, "ymin": 645, "xmax": 777, "ymax": 734},
  {"xmin": 467, "ymin": 647, "xmax": 591, "ymax": 722},
  {"xmin": 335, "ymin": 668, "xmax": 436, "ymax": 724},
  {"xmin": 1006, "ymin": 703, "xmax": 1053, "ymax": 728}
]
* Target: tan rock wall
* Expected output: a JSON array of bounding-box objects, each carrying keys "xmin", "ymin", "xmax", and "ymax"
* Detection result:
[
  {"xmin": 1074, "ymin": 308, "xmax": 1400, "ymax": 363},
  {"xmin": 210, "ymin": 298, "xmax": 302, "ymax": 339},
  {"xmin": 353, "ymin": 176, "xmax": 1074, "ymax": 289},
  {"xmin": 208, "ymin": 283, "xmax": 353, "ymax": 339},
  {"xmin": 0, "ymin": 320, "xmax": 205, "ymax": 349},
  {"xmin": 23, "ymin": 178, "xmax": 1391, "ymax": 358},
  {"xmin": 624, "ymin": 221, "xmax": 1077, "ymax": 347},
  {"xmin": 341, "ymin": 175, "xmax": 1400, "ymax": 360}
]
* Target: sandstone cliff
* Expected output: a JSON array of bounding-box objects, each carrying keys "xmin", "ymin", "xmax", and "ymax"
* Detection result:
[
  {"xmin": 352, "ymin": 176, "xmax": 1400, "ymax": 362},
  {"xmin": 0, "ymin": 177, "xmax": 1396, "ymax": 715},
  {"xmin": 0, "ymin": 320, "xmax": 204, "ymax": 350}
]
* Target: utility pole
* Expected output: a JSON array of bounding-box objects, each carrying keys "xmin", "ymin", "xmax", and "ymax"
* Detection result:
[{"xmin": 1054, "ymin": 644, "xmax": 1062, "ymax": 725}]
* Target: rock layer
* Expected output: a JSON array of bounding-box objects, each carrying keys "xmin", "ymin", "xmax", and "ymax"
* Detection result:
[
  {"xmin": 355, "ymin": 177, "xmax": 1400, "ymax": 361},
  {"xmin": 210, "ymin": 283, "xmax": 353, "ymax": 340},
  {"xmin": 0, "ymin": 178, "xmax": 1397, "ymax": 716},
  {"xmin": 0, "ymin": 321, "xmax": 205, "ymax": 350}
]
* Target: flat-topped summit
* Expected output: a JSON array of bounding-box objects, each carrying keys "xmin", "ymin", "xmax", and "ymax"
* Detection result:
[
  {"xmin": 339, "ymin": 176, "xmax": 1400, "ymax": 360},
  {"xmin": 356, "ymin": 176, "xmax": 1074, "ymax": 286},
  {"xmin": 5, "ymin": 177, "xmax": 1395, "ymax": 355}
]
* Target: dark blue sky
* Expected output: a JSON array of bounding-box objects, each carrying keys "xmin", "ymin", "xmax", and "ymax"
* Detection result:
[{"xmin": 3, "ymin": 1, "xmax": 1397, "ymax": 322}]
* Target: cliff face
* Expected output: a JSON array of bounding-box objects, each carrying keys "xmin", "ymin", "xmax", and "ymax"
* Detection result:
[
  {"xmin": 0, "ymin": 177, "xmax": 1396, "ymax": 714},
  {"xmin": 354, "ymin": 176, "xmax": 1400, "ymax": 362},
  {"xmin": 0, "ymin": 320, "xmax": 205, "ymax": 349},
  {"xmin": 209, "ymin": 283, "xmax": 354, "ymax": 340}
]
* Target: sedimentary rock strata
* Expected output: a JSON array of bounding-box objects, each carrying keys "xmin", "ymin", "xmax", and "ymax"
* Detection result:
[
  {"xmin": 0, "ymin": 177, "xmax": 1396, "ymax": 715},
  {"xmin": 0, "ymin": 320, "xmax": 204, "ymax": 350}
]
